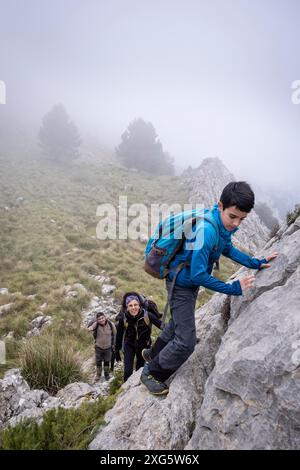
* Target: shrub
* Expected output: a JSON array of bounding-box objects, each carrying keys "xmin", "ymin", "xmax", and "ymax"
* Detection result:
[
  {"xmin": 20, "ymin": 333, "xmax": 85, "ymax": 395},
  {"xmin": 38, "ymin": 104, "xmax": 81, "ymax": 164},
  {"xmin": 0, "ymin": 395, "xmax": 115, "ymax": 450}
]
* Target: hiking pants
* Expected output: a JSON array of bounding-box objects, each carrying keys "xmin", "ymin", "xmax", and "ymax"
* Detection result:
[
  {"xmin": 95, "ymin": 346, "xmax": 112, "ymax": 367},
  {"xmin": 123, "ymin": 343, "xmax": 145, "ymax": 382},
  {"xmin": 149, "ymin": 279, "xmax": 199, "ymax": 382}
]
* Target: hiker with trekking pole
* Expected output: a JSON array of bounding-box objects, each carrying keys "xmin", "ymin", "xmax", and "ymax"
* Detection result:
[{"xmin": 141, "ymin": 181, "xmax": 278, "ymax": 395}]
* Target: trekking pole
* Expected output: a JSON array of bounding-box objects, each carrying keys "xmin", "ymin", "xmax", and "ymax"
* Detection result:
[{"xmin": 160, "ymin": 262, "xmax": 187, "ymax": 329}]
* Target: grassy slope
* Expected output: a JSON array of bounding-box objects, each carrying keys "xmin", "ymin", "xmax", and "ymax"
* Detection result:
[{"xmin": 0, "ymin": 153, "xmax": 238, "ymax": 375}]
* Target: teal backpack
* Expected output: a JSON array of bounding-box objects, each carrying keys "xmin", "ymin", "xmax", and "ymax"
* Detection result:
[{"xmin": 144, "ymin": 208, "xmax": 219, "ymax": 280}]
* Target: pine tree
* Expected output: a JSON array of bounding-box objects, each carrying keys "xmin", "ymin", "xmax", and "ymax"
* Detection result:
[
  {"xmin": 116, "ymin": 118, "xmax": 174, "ymax": 175},
  {"xmin": 39, "ymin": 104, "xmax": 81, "ymax": 164}
]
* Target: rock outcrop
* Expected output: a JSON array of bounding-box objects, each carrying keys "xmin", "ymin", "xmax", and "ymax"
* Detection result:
[
  {"xmin": 89, "ymin": 214, "xmax": 300, "ymax": 450},
  {"xmin": 0, "ymin": 369, "xmax": 112, "ymax": 429},
  {"xmin": 182, "ymin": 158, "xmax": 270, "ymax": 253},
  {"xmin": 26, "ymin": 315, "xmax": 52, "ymax": 338}
]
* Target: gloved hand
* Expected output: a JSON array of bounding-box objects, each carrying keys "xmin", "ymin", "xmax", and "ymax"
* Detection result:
[{"xmin": 115, "ymin": 350, "xmax": 122, "ymax": 362}]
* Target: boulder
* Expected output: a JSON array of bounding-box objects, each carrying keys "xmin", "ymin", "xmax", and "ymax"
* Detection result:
[{"xmin": 0, "ymin": 303, "xmax": 13, "ymax": 316}]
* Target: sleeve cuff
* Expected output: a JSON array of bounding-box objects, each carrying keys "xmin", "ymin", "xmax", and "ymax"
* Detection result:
[
  {"xmin": 232, "ymin": 279, "xmax": 243, "ymax": 295},
  {"xmin": 258, "ymin": 258, "xmax": 268, "ymax": 269}
]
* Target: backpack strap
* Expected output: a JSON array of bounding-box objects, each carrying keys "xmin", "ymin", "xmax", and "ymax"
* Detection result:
[
  {"xmin": 203, "ymin": 215, "xmax": 220, "ymax": 269},
  {"xmin": 203, "ymin": 215, "xmax": 219, "ymax": 251},
  {"xmin": 143, "ymin": 310, "xmax": 150, "ymax": 326},
  {"xmin": 123, "ymin": 314, "xmax": 128, "ymax": 329},
  {"xmin": 161, "ymin": 261, "xmax": 187, "ymax": 328},
  {"xmin": 107, "ymin": 319, "xmax": 115, "ymax": 347}
]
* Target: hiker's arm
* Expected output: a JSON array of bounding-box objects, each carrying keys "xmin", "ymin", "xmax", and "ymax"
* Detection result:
[
  {"xmin": 148, "ymin": 312, "xmax": 162, "ymax": 329},
  {"xmin": 190, "ymin": 231, "xmax": 242, "ymax": 295},
  {"xmin": 112, "ymin": 323, "xmax": 117, "ymax": 340},
  {"xmin": 112, "ymin": 323, "xmax": 117, "ymax": 348},
  {"xmin": 115, "ymin": 319, "xmax": 124, "ymax": 352},
  {"xmin": 87, "ymin": 321, "xmax": 97, "ymax": 331},
  {"xmin": 222, "ymin": 241, "xmax": 267, "ymax": 269}
]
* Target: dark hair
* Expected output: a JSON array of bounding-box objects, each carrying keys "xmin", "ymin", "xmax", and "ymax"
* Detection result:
[
  {"xmin": 220, "ymin": 181, "xmax": 255, "ymax": 213},
  {"xmin": 96, "ymin": 312, "xmax": 106, "ymax": 318}
]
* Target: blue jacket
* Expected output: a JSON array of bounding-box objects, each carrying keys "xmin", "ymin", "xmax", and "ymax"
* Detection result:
[{"xmin": 167, "ymin": 203, "xmax": 267, "ymax": 295}]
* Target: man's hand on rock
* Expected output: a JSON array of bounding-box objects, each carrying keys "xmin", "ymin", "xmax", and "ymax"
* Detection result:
[
  {"xmin": 239, "ymin": 275, "xmax": 255, "ymax": 293},
  {"xmin": 260, "ymin": 252, "xmax": 279, "ymax": 269}
]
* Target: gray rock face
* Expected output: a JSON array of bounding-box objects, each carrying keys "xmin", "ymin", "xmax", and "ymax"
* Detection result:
[
  {"xmin": 89, "ymin": 214, "xmax": 300, "ymax": 450},
  {"xmin": 30, "ymin": 315, "xmax": 52, "ymax": 330},
  {"xmin": 0, "ymin": 303, "xmax": 13, "ymax": 316},
  {"xmin": 189, "ymin": 219, "xmax": 300, "ymax": 450},
  {"xmin": 182, "ymin": 158, "xmax": 270, "ymax": 253},
  {"xmin": 0, "ymin": 369, "xmax": 111, "ymax": 429},
  {"xmin": 81, "ymin": 295, "xmax": 119, "ymax": 328},
  {"xmin": 0, "ymin": 369, "xmax": 35, "ymax": 427},
  {"xmin": 80, "ymin": 271, "xmax": 119, "ymax": 328},
  {"xmin": 56, "ymin": 381, "xmax": 110, "ymax": 408},
  {"xmin": 102, "ymin": 284, "xmax": 116, "ymax": 296},
  {"xmin": 26, "ymin": 315, "xmax": 52, "ymax": 338}
]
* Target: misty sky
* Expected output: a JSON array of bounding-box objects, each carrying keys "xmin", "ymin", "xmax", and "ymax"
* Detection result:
[{"xmin": 1, "ymin": 0, "xmax": 300, "ymax": 194}]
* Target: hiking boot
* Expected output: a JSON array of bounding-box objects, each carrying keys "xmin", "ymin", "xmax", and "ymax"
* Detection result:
[
  {"xmin": 140, "ymin": 365, "xmax": 169, "ymax": 396},
  {"xmin": 142, "ymin": 348, "xmax": 153, "ymax": 364},
  {"xmin": 104, "ymin": 365, "xmax": 110, "ymax": 381}
]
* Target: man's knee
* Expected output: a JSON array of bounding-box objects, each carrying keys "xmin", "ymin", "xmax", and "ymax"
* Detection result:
[{"xmin": 174, "ymin": 335, "xmax": 196, "ymax": 358}]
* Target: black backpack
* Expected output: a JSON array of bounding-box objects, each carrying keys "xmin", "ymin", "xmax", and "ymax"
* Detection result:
[{"xmin": 138, "ymin": 294, "xmax": 163, "ymax": 320}]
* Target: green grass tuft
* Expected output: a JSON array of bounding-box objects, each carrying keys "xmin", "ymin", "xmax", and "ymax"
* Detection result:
[{"xmin": 20, "ymin": 333, "xmax": 85, "ymax": 395}]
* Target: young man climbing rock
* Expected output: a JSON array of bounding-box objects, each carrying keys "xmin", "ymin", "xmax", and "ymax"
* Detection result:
[{"xmin": 141, "ymin": 181, "xmax": 278, "ymax": 395}]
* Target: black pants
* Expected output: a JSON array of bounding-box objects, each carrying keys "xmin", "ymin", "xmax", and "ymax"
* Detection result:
[
  {"xmin": 124, "ymin": 343, "xmax": 145, "ymax": 382},
  {"xmin": 95, "ymin": 346, "xmax": 112, "ymax": 367},
  {"xmin": 149, "ymin": 279, "xmax": 199, "ymax": 382}
]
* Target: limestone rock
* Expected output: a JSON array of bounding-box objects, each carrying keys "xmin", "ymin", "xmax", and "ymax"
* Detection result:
[
  {"xmin": 0, "ymin": 303, "xmax": 13, "ymax": 316},
  {"xmin": 102, "ymin": 284, "xmax": 116, "ymax": 296},
  {"xmin": 57, "ymin": 382, "xmax": 108, "ymax": 408},
  {"xmin": 0, "ymin": 368, "xmax": 111, "ymax": 430},
  {"xmin": 27, "ymin": 315, "xmax": 52, "ymax": 337},
  {"xmin": 188, "ymin": 223, "xmax": 300, "ymax": 450},
  {"xmin": 182, "ymin": 158, "xmax": 270, "ymax": 253},
  {"xmin": 30, "ymin": 315, "xmax": 52, "ymax": 330},
  {"xmin": 81, "ymin": 295, "xmax": 119, "ymax": 328}
]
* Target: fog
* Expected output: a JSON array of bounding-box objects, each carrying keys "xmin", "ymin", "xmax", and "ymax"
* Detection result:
[{"xmin": 1, "ymin": 0, "xmax": 300, "ymax": 198}]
